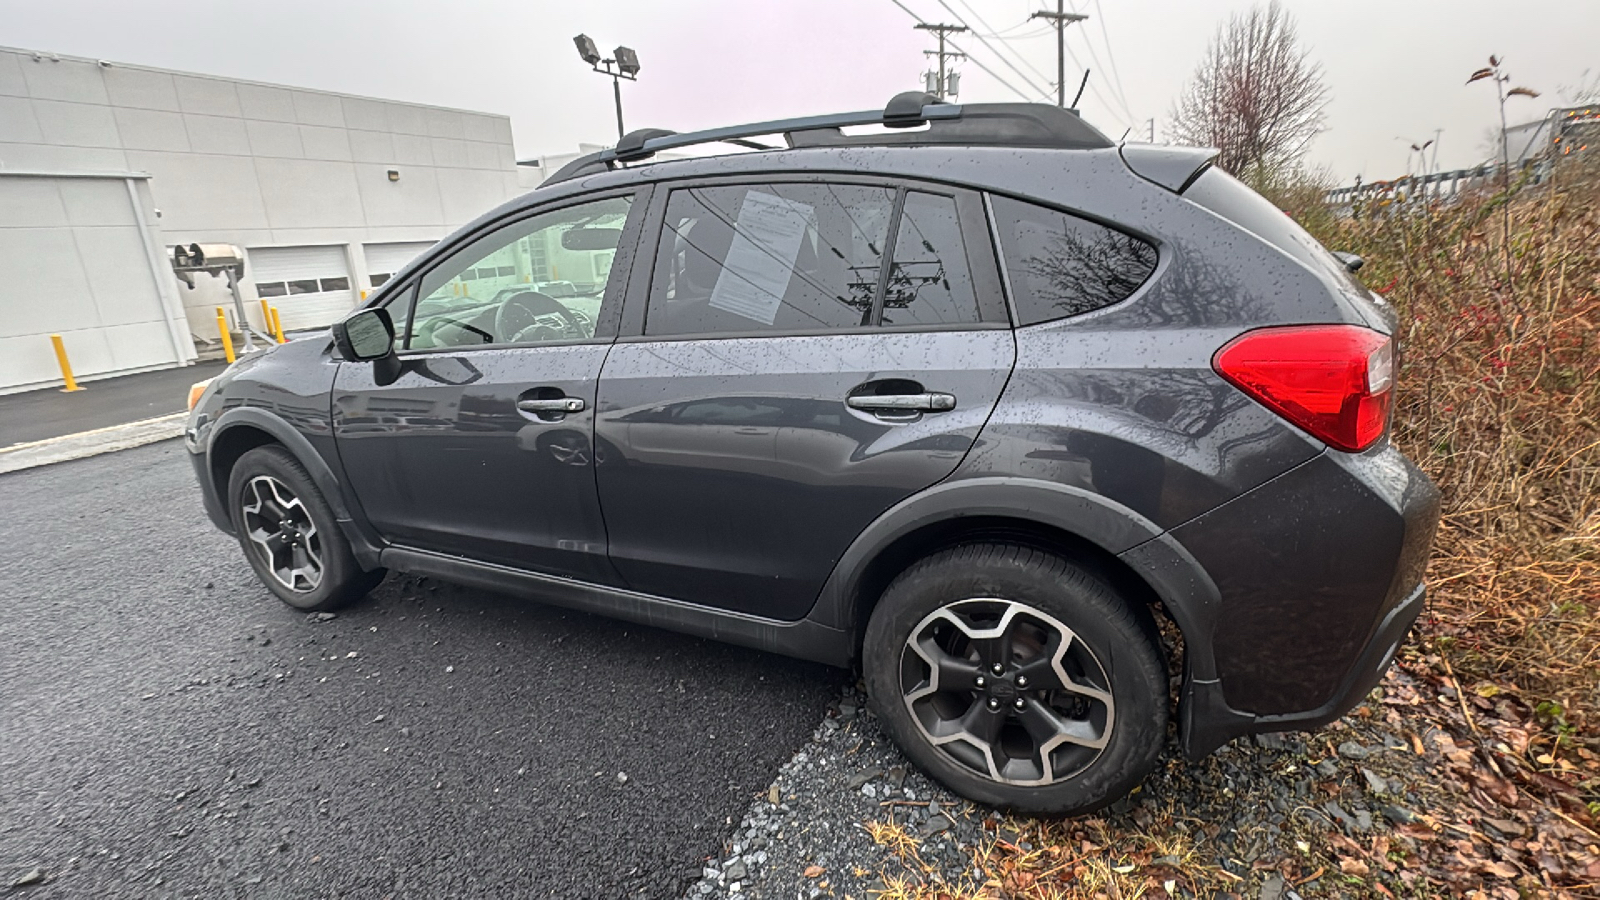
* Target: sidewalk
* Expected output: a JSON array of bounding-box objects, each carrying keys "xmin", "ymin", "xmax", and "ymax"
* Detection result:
[{"xmin": 0, "ymin": 361, "xmax": 229, "ymax": 449}]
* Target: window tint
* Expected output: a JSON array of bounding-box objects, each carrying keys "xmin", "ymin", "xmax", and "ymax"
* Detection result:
[
  {"xmin": 646, "ymin": 184, "xmax": 895, "ymax": 336},
  {"xmin": 1183, "ymin": 167, "xmax": 1364, "ymax": 294},
  {"xmin": 398, "ymin": 195, "xmax": 632, "ymax": 349},
  {"xmin": 881, "ymin": 192, "xmax": 980, "ymax": 327},
  {"xmin": 992, "ymin": 195, "xmax": 1158, "ymax": 325}
]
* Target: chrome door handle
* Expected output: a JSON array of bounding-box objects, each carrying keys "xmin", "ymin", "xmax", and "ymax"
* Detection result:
[
  {"xmin": 517, "ymin": 397, "xmax": 586, "ymax": 413},
  {"xmin": 846, "ymin": 392, "xmax": 956, "ymax": 412}
]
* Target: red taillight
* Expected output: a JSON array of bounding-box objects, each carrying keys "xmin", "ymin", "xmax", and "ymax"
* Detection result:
[{"xmin": 1213, "ymin": 325, "xmax": 1394, "ymax": 452}]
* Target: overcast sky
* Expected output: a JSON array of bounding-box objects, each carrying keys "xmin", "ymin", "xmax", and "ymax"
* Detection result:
[{"xmin": 4, "ymin": 0, "xmax": 1596, "ymax": 182}]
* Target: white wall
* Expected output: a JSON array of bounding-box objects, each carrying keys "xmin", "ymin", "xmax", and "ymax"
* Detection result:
[
  {"xmin": 0, "ymin": 46, "xmax": 531, "ymax": 382},
  {"xmin": 0, "ymin": 173, "xmax": 191, "ymax": 392}
]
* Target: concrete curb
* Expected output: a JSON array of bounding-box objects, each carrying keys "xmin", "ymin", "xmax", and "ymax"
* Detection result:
[{"xmin": 0, "ymin": 412, "xmax": 187, "ymax": 475}]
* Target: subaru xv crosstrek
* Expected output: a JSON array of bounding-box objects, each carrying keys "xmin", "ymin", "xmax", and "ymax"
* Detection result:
[{"xmin": 186, "ymin": 93, "xmax": 1439, "ymax": 815}]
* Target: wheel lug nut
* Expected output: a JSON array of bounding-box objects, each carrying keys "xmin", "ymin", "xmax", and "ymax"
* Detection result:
[
  {"xmin": 1016, "ymin": 675, "xmax": 1028, "ymax": 688},
  {"xmin": 986, "ymin": 697, "xmax": 1001, "ymax": 710},
  {"xmin": 990, "ymin": 663, "xmax": 1004, "ymax": 676},
  {"xmin": 1014, "ymin": 697, "xmax": 1026, "ymax": 710},
  {"xmin": 974, "ymin": 675, "xmax": 986, "ymax": 688}
]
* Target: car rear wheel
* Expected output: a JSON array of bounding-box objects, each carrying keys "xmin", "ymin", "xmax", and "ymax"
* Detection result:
[
  {"xmin": 863, "ymin": 542, "xmax": 1167, "ymax": 815},
  {"xmin": 227, "ymin": 445, "xmax": 384, "ymax": 612}
]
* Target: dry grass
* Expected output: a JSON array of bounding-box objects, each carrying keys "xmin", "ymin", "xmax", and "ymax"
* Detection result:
[{"xmin": 1288, "ymin": 160, "xmax": 1600, "ymax": 758}]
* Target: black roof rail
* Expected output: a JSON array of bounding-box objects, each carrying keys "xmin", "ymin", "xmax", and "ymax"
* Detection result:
[{"xmin": 525, "ymin": 91, "xmax": 1114, "ymax": 186}]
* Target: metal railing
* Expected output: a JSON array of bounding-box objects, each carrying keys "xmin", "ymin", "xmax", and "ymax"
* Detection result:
[{"xmin": 1324, "ymin": 158, "xmax": 1553, "ymax": 212}]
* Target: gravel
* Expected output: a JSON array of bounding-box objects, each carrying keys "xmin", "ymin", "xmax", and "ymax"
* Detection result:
[
  {"xmin": 681, "ymin": 684, "xmax": 992, "ymax": 899},
  {"xmin": 684, "ymin": 665, "xmax": 1479, "ymax": 899}
]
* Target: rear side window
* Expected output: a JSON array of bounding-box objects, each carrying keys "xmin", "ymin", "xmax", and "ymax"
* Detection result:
[
  {"xmin": 881, "ymin": 192, "xmax": 981, "ymax": 327},
  {"xmin": 1183, "ymin": 168, "xmax": 1363, "ymax": 294},
  {"xmin": 646, "ymin": 183, "xmax": 895, "ymax": 336},
  {"xmin": 991, "ymin": 196, "xmax": 1158, "ymax": 325}
]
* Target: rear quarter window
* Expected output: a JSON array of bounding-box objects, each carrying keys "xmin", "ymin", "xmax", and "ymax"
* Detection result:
[{"xmin": 991, "ymin": 195, "xmax": 1158, "ymax": 326}]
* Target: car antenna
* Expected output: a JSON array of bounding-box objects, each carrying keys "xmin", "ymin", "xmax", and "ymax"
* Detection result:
[{"xmin": 1071, "ymin": 68, "xmax": 1091, "ymax": 109}]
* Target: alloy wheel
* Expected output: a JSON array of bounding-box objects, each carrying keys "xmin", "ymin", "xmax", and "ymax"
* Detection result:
[
  {"xmin": 240, "ymin": 475, "xmax": 323, "ymax": 593},
  {"xmin": 900, "ymin": 598, "xmax": 1115, "ymax": 786}
]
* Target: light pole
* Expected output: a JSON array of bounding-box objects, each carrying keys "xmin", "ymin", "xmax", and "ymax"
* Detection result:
[{"xmin": 574, "ymin": 34, "xmax": 640, "ymax": 140}]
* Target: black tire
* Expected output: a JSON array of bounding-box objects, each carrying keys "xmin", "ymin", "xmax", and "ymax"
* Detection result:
[
  {"xmin": 863, "ymin": 542, "xmax": 1167, "ymax": 816},
  {"xmin": 226, "ymin": 445, "xmax": 384, "ymax": 612}
]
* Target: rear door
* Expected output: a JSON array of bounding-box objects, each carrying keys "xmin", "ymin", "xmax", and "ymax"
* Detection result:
[
  {"xmin": 594, "ymin": 178, "xmax": 1015, "ymax": 620},
  {"xmin": 333, "ymin": 190, "xmax": 646, "ymax": 584}
]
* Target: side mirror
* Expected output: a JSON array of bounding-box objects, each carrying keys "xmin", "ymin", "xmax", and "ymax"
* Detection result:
[
  {"xmin": 332, "ymin": 307, "xmax": 395, "ymax": 361},
  {"xmin": 1333, "ymin": 251, "xmax": 1365, "ymax": 273}
]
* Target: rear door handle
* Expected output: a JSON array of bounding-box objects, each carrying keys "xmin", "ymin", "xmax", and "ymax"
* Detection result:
[
  {"xmin": 846, "ymin": 392, "xmax": 957, "ymax": 413},
  {"xmin": 517, "ymin": 397, "xmax": 586, "ymax": 413}
]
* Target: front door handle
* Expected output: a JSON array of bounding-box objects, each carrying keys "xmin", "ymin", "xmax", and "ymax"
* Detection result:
[
  {"xmin": 517, "ymin": 397, "xmax": 586, "ymax": 414},
  {"xmin": 846, "ymin": 392, "xmax": 957, "ymax": 413}
]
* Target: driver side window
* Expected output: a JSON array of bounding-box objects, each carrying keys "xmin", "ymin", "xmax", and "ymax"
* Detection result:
[{"xmin": 402, "ymin": 194, "xmax": 633, "ymax": 349}]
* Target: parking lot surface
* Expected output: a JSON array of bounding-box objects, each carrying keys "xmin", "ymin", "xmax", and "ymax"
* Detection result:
[{"xmin": 0, "ymin": 440, "xmax": 844, "ymax": 898}]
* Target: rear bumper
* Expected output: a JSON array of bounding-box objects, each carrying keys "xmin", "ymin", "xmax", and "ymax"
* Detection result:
[
  {"xmin": 1180, "ymin": 582, "xmax": 1424, "ymax": 757},
  {"xmin": 1157, "ymin": 443, "xmax": 1440, "ymax": 757}
]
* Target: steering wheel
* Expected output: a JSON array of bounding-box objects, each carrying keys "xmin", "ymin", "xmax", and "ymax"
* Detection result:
[{"xmin": 494, "ymin": 291, "xmax": 587, "ymax": 343}]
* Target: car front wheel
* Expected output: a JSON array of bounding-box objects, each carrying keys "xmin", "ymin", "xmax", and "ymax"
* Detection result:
[
  {"xmin": 227, "ymin": 445, "xmax": 384, "ymax": 611},
  {"xmin": 863, "ymin": 542, "xmax": 1167, "ymax": 815}
]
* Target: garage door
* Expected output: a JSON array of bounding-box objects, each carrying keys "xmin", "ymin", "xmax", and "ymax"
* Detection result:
[
  {"xmin": 364, "ymin": 241, "xmax": 436, "ymax": 288},
  {"xmin": 249, "ymin": 245, "xmax": 353, "ymax": 331}
]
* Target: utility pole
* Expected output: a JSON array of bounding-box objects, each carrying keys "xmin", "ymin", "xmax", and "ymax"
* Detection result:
[
  {"xmin": 1031, "ymin": 2, "xmax": 1088, "ymax": 108},
  {"xmin": 914, "ymin": 23, "xmax": 967, "ymax": 101}
]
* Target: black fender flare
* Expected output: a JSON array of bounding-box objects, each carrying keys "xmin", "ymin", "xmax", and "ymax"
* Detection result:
[
  {"xmin": 206, "ymin": 407, "xmax": 385, "ymax": 568},
  {"xmin": 805, "ymin": 475, "xmax": 1226, "ymax": 749}
]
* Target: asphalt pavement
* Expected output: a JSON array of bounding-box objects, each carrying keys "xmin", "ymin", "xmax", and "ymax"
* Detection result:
[
  {"xmin": 0, "ymin": 440, "xmax": 845, "ymax": 898},
  {"xmin": 0, "ymin": 361, "xmax": 228, "ymax": 448}
]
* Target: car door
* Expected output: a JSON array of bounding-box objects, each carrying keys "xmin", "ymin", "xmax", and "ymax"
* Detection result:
[
  {"xmin": 333, "ymin": 189, "xmax": 647, "ymax": 584},
  {"xmin": 593, "ymin": 179, "xmax": 1016, "ymax": 620}
]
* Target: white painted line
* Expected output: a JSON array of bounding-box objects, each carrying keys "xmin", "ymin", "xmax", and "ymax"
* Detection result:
[{"xmin": 0, "ymin": 412, "xmax": 188, "ymax": 475}]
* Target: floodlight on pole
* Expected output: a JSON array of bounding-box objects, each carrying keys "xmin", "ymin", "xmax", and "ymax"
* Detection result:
[
  {"xmin": 573, "ymin": 34, "xmax": 640, "ymax": 141},
  {"xmin": 614, "ymin": 46, "xmax": 640, "ymax": 78},
  {"xmin": 573, "ymin": 34, "xmax": 601, "ymax": 66}
]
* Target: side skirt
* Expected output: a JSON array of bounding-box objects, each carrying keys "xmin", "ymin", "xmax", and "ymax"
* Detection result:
[{"xmin": 380, "ymin": 546, "xmax": 854, "ymax": 669}]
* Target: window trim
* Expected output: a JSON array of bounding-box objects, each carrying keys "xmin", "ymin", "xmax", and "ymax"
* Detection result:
[
  {"xmin": 374, "ymin": 186, "xmax": 651, "ymax": 356},
  {"xmin": 620, "ymin": 174, "xmax": 1005, "ymax": 341}
]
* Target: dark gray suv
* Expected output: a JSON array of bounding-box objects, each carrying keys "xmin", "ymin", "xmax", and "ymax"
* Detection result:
[{"xmin": 185, "ymin": 94, "xmax": 1439, "ymax": 814}]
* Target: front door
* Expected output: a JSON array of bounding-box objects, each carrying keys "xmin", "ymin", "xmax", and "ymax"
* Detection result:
[
  {"xmin": 595, "ymin": 181, "xmax": 1015, "ymax": 619},
  {"xmin": 333, "ymin": 191, "xmax": 644, "ymax": 583}
]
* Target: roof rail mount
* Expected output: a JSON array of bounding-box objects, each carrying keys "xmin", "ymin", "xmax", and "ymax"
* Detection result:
[
  {"xmin": 883, "ymin": 91, "xmax": 941, "ymax": 127},
  {"xmin": 615, "ymin": 128, "xmax": 676, "ymax": 162}
]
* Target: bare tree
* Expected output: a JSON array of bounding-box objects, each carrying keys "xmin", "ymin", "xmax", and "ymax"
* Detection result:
[{"xmin": 1167, "ymin": 1, "xmax": 1329, "ymax": 176}]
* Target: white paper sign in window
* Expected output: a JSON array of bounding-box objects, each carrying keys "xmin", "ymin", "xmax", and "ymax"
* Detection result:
[{"xmin": 707, "ymin": 191, "xmax": 813, "ymax": 326}]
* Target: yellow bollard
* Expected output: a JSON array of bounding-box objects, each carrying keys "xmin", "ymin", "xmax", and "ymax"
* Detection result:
[
  {"xmin": 270, "ymin": 306, "xmax": 286, "ymax": 344},
  {"xmin": 260, "ymin": 299, "xmax": 272, "ymax": 331},
  {"xmin": 215, "ymin": 306, "xmax": 236, "ymax": 363},
  {"xmin": 50, "ymin": 334, "xmax": 83, "ymax": 392}
]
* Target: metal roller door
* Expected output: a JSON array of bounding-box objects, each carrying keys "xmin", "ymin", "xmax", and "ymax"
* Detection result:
[
  {"xmin": 364, "ymin": 241, "xmax": 435, "ymax": 287},
  {"xmin": 249, "ymin": 245, "xmax": 353, "ymax": 331}
]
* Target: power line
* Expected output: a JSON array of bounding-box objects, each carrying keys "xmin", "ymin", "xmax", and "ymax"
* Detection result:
[
  {"xmin": 1062, "ymin": 1, "xmax": 1135, "ymax": 124},
  {"xmin": 1091, "ymin": 0, "xmax": 1132, "ymax": 117},
  {"xmin": 934, "ymin": 0, "xmax": 1052, "ymax": 100},
  {"xmin": 887, "ymin": 0, "xmax": 1037, "ymax": 102}
]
